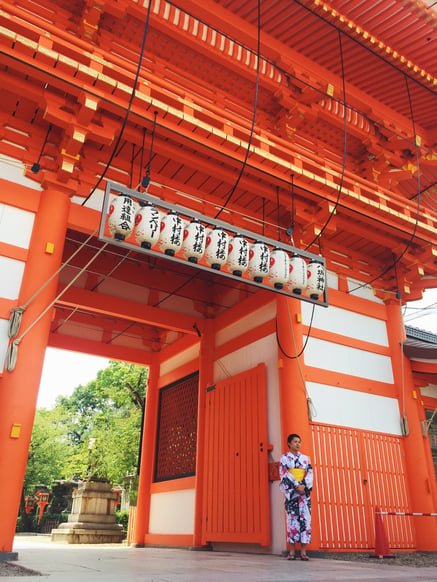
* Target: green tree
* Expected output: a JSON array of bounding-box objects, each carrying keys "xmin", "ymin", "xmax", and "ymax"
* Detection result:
[{"xmin": 56, "ymin": 360, "xmax": 147, "ymax": 485}]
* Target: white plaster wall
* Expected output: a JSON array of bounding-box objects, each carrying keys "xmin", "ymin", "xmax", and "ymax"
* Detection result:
[
  {"xmin": 149, "ymin": 489, "xmax": 195, "ymax": 534},
  {"xmin": 0, "ymin": 318, "xmax": 9, "ymax": 372},
  {"xmin": 160, "ymin": 344, "xmax": 200, "ymax": 377},
  {"xmin": 0, "ymin": 204, "xmax": 35, "ymax": 248},
  {"xmin": 421, "ymin": 384, "xmax": 437, "ymax": 399},
  {"xmin": 215, "ymin": 301, "xmax": 276, "ymax": 347},
  {"xmin": 326, "ymin": 270, "xmax": 338, "ymax": 290},
  {"xmin": 346, "ymin": 278, "xmax": 384, "ymax": 303},
  {"xmin": 303, "ymin": 336, "xmax": 394, "ymax": 383},
  {"xmin": 307, "ymin": 382, "xmax": 402, "ymax": 434},
  {"xmin": 0, "ymin": 256, "xmax": 25, "ymax": 300},
  {"xmin": 0, "ymin": 155, "xmax": 42, "ymax": 190},
  {"xmin": 301, "ymin": 302, "xmax": 389, "ymax": 346}
]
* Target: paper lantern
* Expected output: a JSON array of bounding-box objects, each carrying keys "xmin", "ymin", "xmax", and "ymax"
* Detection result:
[
  {"xmin": 181, "ymin": 219, "xmax": 206, "ymax": 263},
  {"xmin": 134, "ymin": 202, "xmax": 161, "ymax": 249},
  {"xmin": 287, "ymin": 254, "xmax": 307, "ymax": 295},
  {"xmin": 227, "ymin": 234, "xmax": 249, "ymax": 276},
  {"xmin": 248, "ymin": 241, "xmax": 270, "ymax": 283},
  {"xmin": 158, "ymin": 211, "xmax": 183, "ymax": 256},
  {"xmin": 204, "ymin": 227, "xmax": 229, "ymax": 270},
  {"xmin": 107, "ymin": 194, "xmax": 136, "ymax": 241},
  {"xmin": 268, "ymin": 248, "xmax": 290, "ymax": 289},
  {"xmin": 306, "ymin": 259, "xmax": 326, "ymax": 299}
]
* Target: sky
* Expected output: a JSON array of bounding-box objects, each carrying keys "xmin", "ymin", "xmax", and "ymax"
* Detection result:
[{"xmin": 36, "ymin": 288, "xmax": 436, "ymax": 409}]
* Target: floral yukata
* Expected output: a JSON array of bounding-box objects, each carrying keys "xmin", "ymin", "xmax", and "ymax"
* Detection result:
[{"xmin": 279, "ymin": 451, "xmax": 313, "ymax": 544}]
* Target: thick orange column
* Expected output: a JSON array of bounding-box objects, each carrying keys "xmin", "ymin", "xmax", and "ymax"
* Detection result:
[
  {"xmin": 276, "ymin": 295, "xmax": 320, "ymax": 550},
  {"xmin": 193, "ymin": 318, "xmax": 214, "ymax": 547},
  {"xmin": 134, "ymin": 352, "xmax": 160, "ymax": 545},
  {"xmin": 0, "ymin": 188, "xmax": 70, "ymax": 554},
  {"xmin": 385, "ymin": 300, "xmax": 437, "ymax": 550}
]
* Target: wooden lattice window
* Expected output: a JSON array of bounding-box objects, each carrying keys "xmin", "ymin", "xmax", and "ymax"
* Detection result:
[{"xmin": 154, "ymin": 372, "xmax": 199, "ymax": 482}]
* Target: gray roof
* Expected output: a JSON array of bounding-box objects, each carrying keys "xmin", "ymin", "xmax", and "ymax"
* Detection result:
[{"xmin": 404, "ymin": 326, "xmax": 437, "ymax": 361}]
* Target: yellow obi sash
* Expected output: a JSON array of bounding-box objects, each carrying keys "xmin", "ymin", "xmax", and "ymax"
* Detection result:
[{"xmin": 288, "ymin": 468, "xmax": 305, "ymax": 482}]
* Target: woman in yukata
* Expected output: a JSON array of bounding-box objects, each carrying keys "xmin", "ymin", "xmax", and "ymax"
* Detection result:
[{"xmin": 279, "ymin": 433, "xmax": 313, "ymax": 561}]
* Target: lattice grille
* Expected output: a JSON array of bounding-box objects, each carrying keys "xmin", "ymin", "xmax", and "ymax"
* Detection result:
[{"xmin": 154, "ymin": 372, "xmax": 199, "ymax": 481}]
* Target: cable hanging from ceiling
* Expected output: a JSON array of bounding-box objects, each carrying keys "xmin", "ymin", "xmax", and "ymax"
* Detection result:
[
  {"xmin": 214, "ymin": 0, "xmax": 261, "ymax": 220},
  {"xmin": 348, "ymin": 73, "xmax": 422, "ymax": 295},
  {"xmin": 81, "ymin": 0, "xmax": 153, "ymax": 207},
  {"xmin": 304, "ymin": 30, "xmax": 348, "ymax": 251}
]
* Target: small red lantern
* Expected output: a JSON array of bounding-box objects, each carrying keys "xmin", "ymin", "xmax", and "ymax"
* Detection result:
[
  {"xmin": 35, "ymin": 490, "xmax": 50, "ymax": 525},
  {"xmin": 24, "ymin": 495, "xmax": 35, "ymax": 515}
]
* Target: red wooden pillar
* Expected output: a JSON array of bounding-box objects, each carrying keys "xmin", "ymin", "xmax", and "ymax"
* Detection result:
[
  {"xmin": 134, "ymin": 352, "xmax": 160, "ymax": 545},
  {"xmin": 385, "ymin": 300, "xmax": 437, "ymax": 550},
  {"xmin": 0, "ymin": 188, "xmax": 70, "ymax": 554},
  {"xmin": 276, "ymin": 295, "xmax": 321, "ymax": 550},
  {"xmin": 193, "ymin": 318, "xmax": 214, "ymax": 547}
]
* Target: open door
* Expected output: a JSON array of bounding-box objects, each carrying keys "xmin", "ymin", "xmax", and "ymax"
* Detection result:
[{"xmin": 202, "ymin": 363, "xmax": 270, "ymax": 546}]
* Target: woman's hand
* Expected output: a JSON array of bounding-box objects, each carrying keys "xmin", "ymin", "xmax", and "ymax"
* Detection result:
[{"xmin": 296, "ymin": 484, "xmax": 305, "ymax": 495}]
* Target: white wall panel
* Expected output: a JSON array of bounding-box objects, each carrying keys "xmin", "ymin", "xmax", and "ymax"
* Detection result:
[
  {"xmin": 303, "ymin": 336, "xmax": 394, "ymax": 383},
  {"xmin": 347, "ymin": 279, "xmax": 384, "ymax": 303},
  {"xmin": 149, "ymin": 489, "xmax": 195, "ymax": 534},
  {"xmin": 0, "ymin": 155, "xmax": 42, "ymax": 190},
  {"xmin": 421, "ymin": 384, "xmax": 437, "ymax": 399},
  {"xmin": 302, "ymin": 302, "xmax": 389, "ymax": 346},
  {"xmin": 0, "ymin": 318, "xmax": 9, "ymax": 372},
  {"xmin": 0, "ymin": 256, "xmax": 25, "ymax": 299},
  {"xmin": 307, "ymin": 382, "xmax": 402, "ymax": 434},
  {"xmin": 160, "ymin": 344, "xmax": 199, "ymax": 377},
  {"xmin": 0, "ymin": 204, "xmax": 34, "ymax": 249},
  {"xmin": 215, "ymin": 301, "xmax": 276, "ymax": 347}
]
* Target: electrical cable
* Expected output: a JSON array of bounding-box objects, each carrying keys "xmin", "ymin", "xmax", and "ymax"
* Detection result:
[
  {"xmin": 214, "ymin": 0, "xmax": 261, "ymax": 220},
  {"xmin": 8, "ymin": 227, "xmax": 100, "ymax": 338},
  {"xmin": 6, "ymin": 242, "xmax": 109, "ymax": 371},
  {"xmin": 348, "ymin": 73, "xmax": 422, "ymax": 294},
  {"xmin": 304, "ymin": 30, "xmax": 348, "ymax": 251},
  {"xmin": 81, "ymin": 0, "xmax": 153, "ymax": 207},
  {"xmin": 275, "ymin": 302, "xmax": 315, "ymax": 360}
]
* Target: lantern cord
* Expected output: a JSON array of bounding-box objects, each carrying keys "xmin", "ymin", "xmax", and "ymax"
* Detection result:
[
  {"xmin": 81, "ymin": 0, "xmax": 153, "ymax": 207},
  {"xmin": 304, "ymin": 30, "xmax": 347, "ymax": 251},
  {"xmin": 214, "ymin": 0, "xmax": 261, "ymax": 220},
  {"xmin": 130, "ymin": 143, "xmax": 135, "ymax": 189},
  {"xmin": 7, "ymin": 227, "xmax": 99, "ymax": 339},
  {"xmin": 32, "ymin": 124, "xmax": 52, "ymax": 170},
  {"xmin": 285, "ymin": 175, "xmax": 295, "ymax": 240},
  {"xmin": 275, "ymin": 301, "xmax": 315, "ymax": 360},
  {"xmin": 6, "ymin": 242, "xmax": 109, "ymax": 372},
  {"xmin": 348, "ymin": 73, "xmax": 421, "ymax": 294},
  {"xmin": 142, "ymin": 111, "xmax": 158, "ymax": 190},
  {"xmin": 275, "ymin": 300, "xmax": 317, "ymax": 420},
  {"xmin": 276, "ymin": 186, "xmax": 281, "ymax": 242},
  {"xmin": 137, "ymin": 127, "xmax": 147, "ymax": 191}
]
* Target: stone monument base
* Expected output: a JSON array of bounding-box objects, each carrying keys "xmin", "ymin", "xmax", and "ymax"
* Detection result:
[{"xmin": 51, "ymin": 481, "xmax": 124, "ymax": 544}]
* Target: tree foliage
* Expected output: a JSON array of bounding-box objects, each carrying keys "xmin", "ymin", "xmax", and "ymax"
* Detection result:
[{"xmin": 25, "ymin": 359, "xmax": 148, "ymax": 494}]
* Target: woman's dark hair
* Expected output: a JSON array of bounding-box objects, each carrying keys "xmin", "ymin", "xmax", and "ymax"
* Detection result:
[{"xmin": 287, "ymin": 433, "xmax": 301, "ymax": 444}]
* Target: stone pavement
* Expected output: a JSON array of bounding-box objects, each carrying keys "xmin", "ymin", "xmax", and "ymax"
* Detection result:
[{"xmin": 4, "ymin": 536, "xmax": 437, "ymax": 582}]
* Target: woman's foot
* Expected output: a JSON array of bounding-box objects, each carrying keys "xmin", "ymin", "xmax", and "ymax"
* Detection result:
[
  {"xmin": 300, "ymin": 554, "xmax": 309, "ymax": 561},
  {"xmin": 287, "ymin": 553, "xmax": 296, "ymax": 560}
]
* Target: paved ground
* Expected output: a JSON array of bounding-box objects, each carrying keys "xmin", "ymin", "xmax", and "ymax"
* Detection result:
[{"xmin": 2, "ymin": 536, "xmax": 437, "ymax": 582}]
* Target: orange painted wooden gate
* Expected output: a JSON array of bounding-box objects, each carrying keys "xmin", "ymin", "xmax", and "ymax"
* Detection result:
[
  {"xmin": 312, "ymin": 425, "xmax": 415, "ymax": 549},
  {"xmin": 201, "ymin": 363, "xmax": 270, "ymax": 545}
]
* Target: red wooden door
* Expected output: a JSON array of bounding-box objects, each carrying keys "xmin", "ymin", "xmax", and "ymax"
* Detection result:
[
  {"xmin": 312, "ymin": 424, "xmax": 415, "ymax": 550},
  {"xmin": 201, "ymin": 363, "xmax": 270, "ymax": 546}
]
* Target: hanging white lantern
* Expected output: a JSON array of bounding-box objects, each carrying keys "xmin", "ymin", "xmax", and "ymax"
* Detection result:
[
  {"xmin": 204, "ymin": 226, "xmax": 229, "ymax": 270},
  {"xmin": 248, "ymin": 241, "xmax": 270, "ymax": 283},
  {"xmin": 134, "ymin": 202, "xmax": 161, "ymax": 249},
  {"xmin": 268, "ymin": 248, "xmax": 290, "ymax": 289},
  {"xmin": 107, "ymin": 194, "xmax": 136, "ymax": 241},
  {"xmin": 306, "ymin": 259, "xmax": 326, "ymax": 299},
  {"xmin": 227, "ymin": 234, "xmax": 249, "ymax": 276},
  {"xmin": 287, "ymin": 254, "xmax": 307, "ymax": 295},
  {"xmin": 158, "ymin": 211, "xmax": 183, "ymax": 256},
  {"xmin": 181, "ymin": 219, "xmax": 206, "ymax": 263}
]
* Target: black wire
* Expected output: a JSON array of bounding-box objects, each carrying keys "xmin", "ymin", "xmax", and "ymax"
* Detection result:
[
  {"xmin": 276, "ymin": 186, "xmax": 281, "ymax": 242},
  {"xmin": 348, "ymin": 74, "xmax": 422, "ymax": 294},
  {"xmin": 305, "ymin": 30, "xmax": 347, "ymax": 251},
  {"xmin": 35, "ymin": 124, "xmax": 52, "ymax": 164},
  {"xmin": 275, "ymin": 303, "xmax": 315, "ymax": 359},
  {"xmin": 81, "ymin": 1, "xmax": 153, "ymax": 206},
  {"xmin": 214, "ymin": 0, "xmax": 261, "ymax": 220}
]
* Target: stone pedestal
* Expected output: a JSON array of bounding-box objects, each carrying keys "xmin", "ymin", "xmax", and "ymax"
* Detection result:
[{"xmin": 51, "ymin": 481, "xmax": 124, "ymax": 544}]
